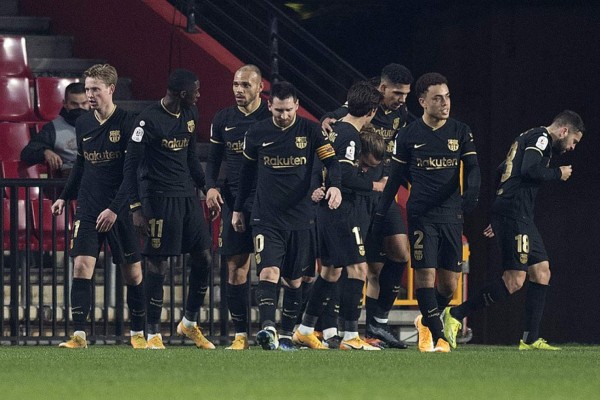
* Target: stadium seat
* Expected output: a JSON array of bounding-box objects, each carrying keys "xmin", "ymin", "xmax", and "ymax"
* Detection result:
[
  {"xmin": 0, "ymin": 160, "xmax": 44, "ymax": 200},
  {"xmin": 0, "ymin": 122, "xmax": 31, "ymax": 161},
  {"xmin": 0, "ymin": 36, "xmax": 32, "ymax": 78},
  {"xmin": 31, "ymin": 198, "xmax": 70, "ymax": 251},
  {"xmin": 0, "ymin": 77, "xmax": 37, "ymax": 122},
  {"xmin": 2, "ymin": 198, "xmax": 35, "ymax": 251},
  {"xmin": 35, "ymin": 77, "xmax": 80, "ymax": 121}
]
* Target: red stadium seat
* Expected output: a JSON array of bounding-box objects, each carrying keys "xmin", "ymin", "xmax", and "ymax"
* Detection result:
[
  {"xmin": 2, "ymin": 198, "xmax": 36, "ymax": 251},
  {"xmin": 35, "ymin": 77, "xmax": 80, "ymax": 121},
  {"xmin": 0, "ymin": 77, "xmax": 37, "ymax": 122},
  {"xmin": 0, "ymin": 122, "xmax": 31, "ymax": 161},
  {"xmin": 31, "ymin": 198, "xmax": 70, "ymax": 251},
  {"xmin": 0, "ymin": 160, "xmax": 43, "ymax": 200},
  {"xmin": 0, "ymin": 36, "xmax": 32, "ymax": 78}
]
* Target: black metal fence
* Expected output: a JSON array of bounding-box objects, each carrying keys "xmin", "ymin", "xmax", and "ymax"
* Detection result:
[{"xmin": 1, "ymin": 178, "xmax": 242, "ymax": 345}]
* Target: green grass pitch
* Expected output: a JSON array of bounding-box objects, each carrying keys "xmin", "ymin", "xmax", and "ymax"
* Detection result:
[{"xmin": 2, "ymin": 344, "xmax": 600, "ymax": 399}]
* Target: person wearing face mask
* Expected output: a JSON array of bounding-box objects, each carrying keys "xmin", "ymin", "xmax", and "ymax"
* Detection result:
[{"xmin": 21, "ymin": 82, "xmax": 90, "ymax": 178}]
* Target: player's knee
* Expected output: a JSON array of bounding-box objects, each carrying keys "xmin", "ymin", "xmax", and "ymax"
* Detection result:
[
  {"xmin": 122, "ymin": 262, "xmax": 143, "ymax": 285},
  {"xmin": 73, "ymin": 258, "xmax": 95, "ymax": 278},
  {"xmin": 529, "ymin": 261, "xmax": 551, "ymax": 285},
  {"xmin": 146, "ymin": 257, "xmax": 168, "ymax": 274},
  {"xmin": 346, "ymin": 263, "xmax": 367, "ymax": 281},
  {"xmin": 282, "ymin": 277, "xmax": 302, "ymax": 289},
  {"xmin": 502, "ymin": 271, "xmax": 526, "ymax": 293},
  {"xmin": 259, "ymin": 267, "xmax": 279, "ymax": 283},
  {"xmin": 320, "ymin": 267, "xmax": 341, "ymax": 282}
]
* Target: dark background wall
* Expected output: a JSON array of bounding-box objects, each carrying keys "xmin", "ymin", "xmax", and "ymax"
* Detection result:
[{"xmin": 298, "ymin": 0, "xmax": 600, "ymax": 344}]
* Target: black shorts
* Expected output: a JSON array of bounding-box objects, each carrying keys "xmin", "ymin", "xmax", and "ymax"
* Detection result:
[
  {"xmin": 141, "ymin": 196, "xmax": 211, "ymax": 256},
  {"xmin": 317, "ymin": 198, "xmax": 367, "ymax": 267},
  {"xmin": 492, "ymin": 215, "xmax": 548, "ymax": 271},
  {"xmin": 252, "ymin": 225, "xmax": 316, "ymax": 280},
  {"xmin": 70, "ymin": 216, "xmax": 141, "ymax": 265},
  {"xmin": 218, "ymin": 201, "xmax": 254, "ymax": 256},
  {"xmin": 365, "ymin": 201, "xmax": 408, "ymax": 263},
  {"xmin": 408, "ymin": 218, "xmax": 463, "ymax": 272}
]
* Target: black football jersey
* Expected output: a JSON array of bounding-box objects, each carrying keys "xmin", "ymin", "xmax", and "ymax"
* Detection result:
[
  {"xmin": 130, "ymin": 102, "xmax": 201, "ymax": 198},
  {"xmin": 492, "ymin": 127, "xmax": 561, "ymax": 221},
  {"xmin": 393, "ymin": 118, "xmax": 477, "ymax": 222},
  {"xmin": 242, "ymin": 116, "xmax": 336, "ymax": 230},
  {"xmin": 207, "ymin": 100, "xmax": 270, "ymax": 194},
  {"xmin": 72, "ymin": 107, "xmax": 134, "ymax": 220},
  {"xmin": 324, "ymin": 103, "xmax": 415, "ymax": 173}
]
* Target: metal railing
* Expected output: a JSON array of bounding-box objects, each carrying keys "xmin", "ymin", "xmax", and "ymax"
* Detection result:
[{"xmin": 171, "ymin": 0, "xmax": 365, "ymax": 117}]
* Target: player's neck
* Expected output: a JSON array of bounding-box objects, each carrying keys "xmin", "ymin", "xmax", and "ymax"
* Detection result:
[
  {"xmin": 422, "ymin": 114, "xmax": 446, "ymax": 130},
  {"xmin": 340, "ymin": 114, "xmax": 366, "ymax": 133},
  {"xmin": 545, "ymin": 125, "xmax": 560, "ymax": 142},
  {"xmin": 239, "ymin": 98, "xmax": 261, "ymax": 116},
  {"xmin": 94, "ymin": 102, "xmax": 116, "ymax": 124},
  {"xmin": 161, "ymin": 97, "xmax": 181, "ymax": 117}
]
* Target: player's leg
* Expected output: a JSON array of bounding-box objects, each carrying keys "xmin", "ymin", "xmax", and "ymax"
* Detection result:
[
  {"xmin": 340, "ymin": 262, "xmax": 380, "ymax": 351},
  {"xmin": 253, "ymin": 226, "xmax": 284, "ymax": 350},
  {"xmin": 145, "ymin": 256, "xmax": 168, "ymax": 349},
  {"xmin": 294, "ymin": 265, "xmax": 339, "ymax": 349},
  {"xmin": 59, "ymin": 219, "xmax": 99, "ymax": 349},
  {"xmin": 178, "ymin": 197, "xmax": 214, "ymax": 349}
]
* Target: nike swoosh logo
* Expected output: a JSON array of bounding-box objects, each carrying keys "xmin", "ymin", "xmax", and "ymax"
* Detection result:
[
  {"xmin": 124, "ymin": 252, "xmax": 134, "ymax": 257},
  {"xmin": 224, "ymin": 126, "xmax": 236, "ymax": 131},
  {"xmin": 414, "ymin": 143, "xmax": 426, "ymax": 148},
  {"xmin": 262, "ymin": 142, "xmax": 275, "ymax": 147},
  {"xmin": 83, "ymin": 137, "xmax": 92, "ymax": 141}
]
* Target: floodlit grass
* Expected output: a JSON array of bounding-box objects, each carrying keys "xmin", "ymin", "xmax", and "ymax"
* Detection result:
[{"xmin": 1, "ymin": 344, "xmax": 599, "ymax": 399}]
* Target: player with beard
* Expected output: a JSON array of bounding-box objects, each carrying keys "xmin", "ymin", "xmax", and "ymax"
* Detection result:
[
  {"xmin": 322, "ymin": 63, "xmax": 414, "ymax": 349},
  {"xmin": 232, "ymin": 81, "xmax": 342, "ymax": 351},
  {"xmin": 443, "ymin": 110, "xmax": 584, "ymax": 351},
  {"xmin": 205, "ymin": 65, "xmax": 270, "ymax": 349}
]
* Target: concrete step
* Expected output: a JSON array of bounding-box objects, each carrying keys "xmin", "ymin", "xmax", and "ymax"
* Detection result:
[
  {"xmin": 24, "ymin": 35, "xmax": 73, "ymax": 58},
  {"xmin": 0, "ymin": 0, "xmax": 18, "ymax": 16},
  {"xmin": 29, "ymin": 57, "xmax": 107, "ymax": 77},
  {"xmin": 0, "ymin": 16, "xmax": 51, "ymax": 34}
]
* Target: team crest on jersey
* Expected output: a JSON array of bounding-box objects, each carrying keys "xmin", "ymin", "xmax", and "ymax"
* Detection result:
[
  {"xmin": 447, "ymin": 139, "xmax": 459, "ymax": 151},
  {"xmin": 393, "ymin": 117, "xmax": 400, "ymax": 130},
  {"xmin": 295, "ymin": 136, "xmax": 308, "ymax": 149},
  {"xmin": 358, "ymin": 245, "xmax": 365, "ymax": 256},
  {"xmin": 414, "ymin": 249, "xmax": 423, "ymax": 261},
  {"xmin": 187, "ymin": 120, "xmax": 195, "ymax": 133},
  {"xmin": 387, "ymin": 140, "xmax": 395, "ymax": 154},
  {"xmin": 520, "ymin": 253, "xmax": 528, "ymax": 264},
  {"xmin": 109, "ymin": 130, "xmax": 121, "ymax": 143},
  {"xmin": 151, "ymin": 238, "xmax": 161, "ymax": 249}
]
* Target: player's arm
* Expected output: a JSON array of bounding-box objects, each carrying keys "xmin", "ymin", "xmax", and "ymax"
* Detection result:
[
  {"xmin": 205, "ymin": 125, "xmax": 226, "ymax": 214},
  {"xmin": 232, "ymin": 131, "xmax": 258, "ymax": 232},
  {"xmin": 373, "ymin": 158, "xmax": 408, "ymax": 228},
  {"xmin": 316, "ymin": 139, "xmax": 342, "ymax": 209},
  {"xmin": 461, "ymin": 154, "xmax": 481, "ymax": 213},
  {"xmin": 340, "ymin": 161, "xmax": 377, "ymax": 192},
  {"xmin": 321, "ymin": 104, "xmax": 348, "ymax": 133},
  {"xmin": 187, "ymin": 131, "xmax": 206, "ymax": 190},
  {"xmin": 521, "ymin": 148, "xmax": 563, "ymax": 181}
]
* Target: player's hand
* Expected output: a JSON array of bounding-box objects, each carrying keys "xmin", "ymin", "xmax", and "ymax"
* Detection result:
[
  {"xmin": 372, "ymin": 177, "xmax": 387, "ymax": 192},
  {"xmin": 311, "ymin": 187, "xmax": 325, "ymax": 202},
  {"xmin": 559, "ymin": 165, "xmax": 572, "ymax": 181},
  {"xmin": 483, "ymin": 224, "xmax": 495, "ymax": 238},
  {"xmin": 44, "ymin": 149, "xmax": 63, "ymax": 171},
  {"xmin": 325, "ymin": 187, "xmax": 342, "ymax": 210},
  {"xmin": 132, "ymin": 209, "xmax": 149, "ymax": 236},
  {"xmin": 51, "ymin": 199, "xmax": 65, "ymax": 216},
  {"xmin": 321, "ymin": 117, "xmax": 336, "ymax": 134},
  {"xmin": 206, "ymin": 188, "xmax": 224, "ymax": 215},
  {"xmin": 232, "ymin": 211, "xmax": 246, "ymax": 233},
  {"xmin": 96, "ymin": 208, "xmax": 117, "ymax": 232}
]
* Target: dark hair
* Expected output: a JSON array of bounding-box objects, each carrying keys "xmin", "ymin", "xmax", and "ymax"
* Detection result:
[
  {"xmin": 269, "ymin": 81, "xmax": 297, "ymax": 102},
  {"xmin": 360, "ymin": 124, "xmax": 386, "ymax": 161},
  {"xmin": 414, "ymin": 72, "xmax": 448, "ymax": 98},
  {"xmin": 380, "ymin": 64, "xmax": 413, "ymax": 85},
  {"xmin": 347, "ymin": 81, "xmax": 382, "ymax": 117},
  {"xmin": 64, "ymin": 82, "xmax": 85, "ymax": 97},
  {"xmin": 168, "ymin": 68, "xmax": 198, "ymax": 93},
  {"xmin": 552, "ymin": 110, "xmax": 585, "ymax": 134}
]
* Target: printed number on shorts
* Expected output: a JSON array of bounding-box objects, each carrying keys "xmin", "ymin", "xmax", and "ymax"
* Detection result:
[
  {"xmin": 515, "ymin": 234, "xmax": 530, "ymax": 253},
  {"xmin": 149, "ymin": 218, "xmax": 164, "ymax": 238},
  {"xmin": 73, "ymin": 220, "xmax": 80, "ymax": 238}
]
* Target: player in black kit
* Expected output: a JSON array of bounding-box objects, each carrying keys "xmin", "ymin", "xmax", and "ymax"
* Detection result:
[
  {"xmin": 293, "ymin": 82, "xmax": 383, "ymax": 350},
  {"xmin": 205, "ymin": 65, "xmax": 270, "ymax": 350},
  {"xmin": 232, "ymin": 81, "xmax": 342, "ymax": 351},
  {"xmin": 323, "ymin": 64, "xmax": 413, "ymax": 348},
  {"xmin": 52, "ymin": 64, "xmax": 146, "ymax": 349},
  {"xmin": 374, "ymin": 73, "xmax": 481, "ymax": 353},
  {"xmin": 116, "ymin": 69, "xmax": 214, "ymax": 350},
  {"xmin": 443, "ymin": 110, "xmax": 584, "ymax": 351}
]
